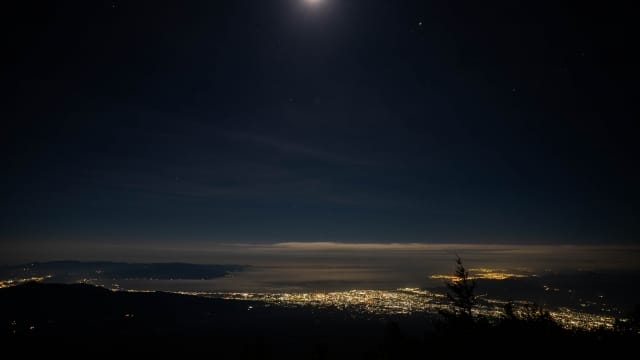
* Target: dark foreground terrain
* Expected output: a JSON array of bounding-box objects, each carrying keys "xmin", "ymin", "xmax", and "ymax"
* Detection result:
[{"xmin": 1, "ymin": 283, "xmax": 637, "ymax": 358}]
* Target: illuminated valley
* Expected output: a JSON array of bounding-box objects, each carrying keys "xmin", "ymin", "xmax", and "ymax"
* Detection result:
[
  {"xmin": 196, "ymin": 288, "xmax": 616, "ymax": 331},
  {"xmin": 0, "ymin": 276, "xmax": 51, "ymax": 289},
  {"xmin": 0, "ymin": 263, "xmax": 627, "ymax": 332}
]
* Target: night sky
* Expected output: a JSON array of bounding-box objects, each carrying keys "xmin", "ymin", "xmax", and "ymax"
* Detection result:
[{"xmin": 2, "ymin": 0, "xmax": 638, "ymax": 259}]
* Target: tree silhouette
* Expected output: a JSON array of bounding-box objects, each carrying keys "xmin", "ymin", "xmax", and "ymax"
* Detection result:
[{"xmin": 445, "ymin": 256, "xmax": 476, "ymax": 317}]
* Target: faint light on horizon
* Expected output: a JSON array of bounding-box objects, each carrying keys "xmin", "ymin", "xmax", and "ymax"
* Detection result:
[{"xmin": 429, "ymin": 268, "xmax": 532, "ymax": 281}]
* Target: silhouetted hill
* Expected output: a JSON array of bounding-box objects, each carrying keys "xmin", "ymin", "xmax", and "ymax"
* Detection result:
[
  {"xmin": 0, "ymin": 261, "xmax": 246, "ymax": 281},
  {"xmin": 1, "ymin": 282, "xmax": 424, "ymax": 357},
  {"xmin": 1, "ymin": 283, "xmax": 636, "ymax": 358}
]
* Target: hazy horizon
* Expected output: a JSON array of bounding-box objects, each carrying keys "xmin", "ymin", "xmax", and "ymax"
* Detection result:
[
  {"xmin": 4, "ymin": 241, "xmax": 640, "ymax": 267},
  {"xmin": 4, "ymin": 241, "xmax": 639, "ymax": 296}
]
